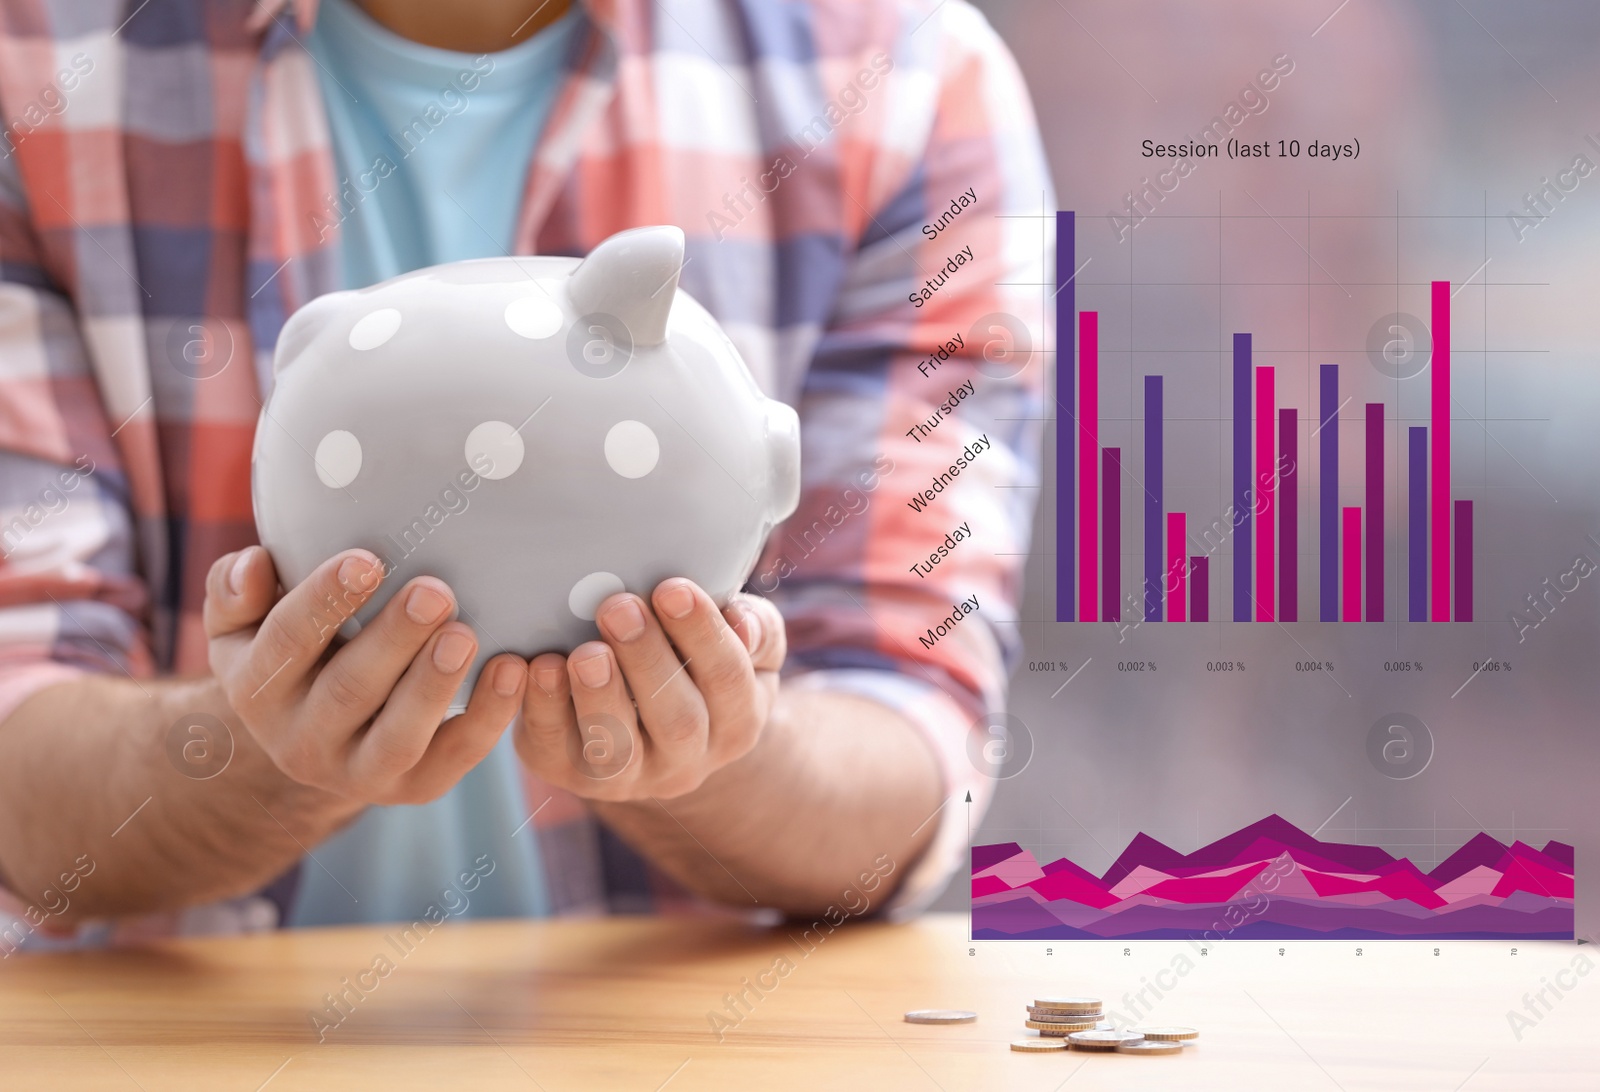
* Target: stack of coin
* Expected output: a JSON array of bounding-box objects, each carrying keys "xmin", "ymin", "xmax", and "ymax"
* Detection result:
[
  {"xmin": 1009, "ymin": 997, "xmax": 1200, "ymax": 1056},
  {"xmin": 1117, "ymin": 1037, "xmax": 1183, "ymax": 1055},
  {"xmin": 1066, "ymin": 1029, "xmax": 1145, "ymax": 1052},
  {"xmin": 1022, "ymin": 997, "xmax": 1106, "ymax": 1037}
]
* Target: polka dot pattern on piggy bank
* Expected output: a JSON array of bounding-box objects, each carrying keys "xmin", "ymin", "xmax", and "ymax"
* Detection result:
[{"xmin": 252, "ymin": 226, "xmax": 801, "ymax": 713}]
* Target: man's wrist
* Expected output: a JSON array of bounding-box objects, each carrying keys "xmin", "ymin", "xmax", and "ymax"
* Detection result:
[
  {"xmin": 589, "ymin": 689, "xmax": 799, "ymax": 836},
  {"xmin": 149, "ymin": 677, "xmax": 366, "ymax": 834}
]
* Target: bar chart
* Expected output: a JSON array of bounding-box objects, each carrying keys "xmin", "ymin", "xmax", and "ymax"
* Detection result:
[{"xmin": 1053, "ymin": 210, "xmax": 1477, "ymax": 624}]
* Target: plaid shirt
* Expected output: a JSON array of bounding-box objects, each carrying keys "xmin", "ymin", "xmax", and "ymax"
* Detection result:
[{"xmin": 0, "ymin": 0, "xmax": 1048, "ymax": 937}]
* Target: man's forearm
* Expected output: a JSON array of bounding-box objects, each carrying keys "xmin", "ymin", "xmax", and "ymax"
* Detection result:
[
  {"xmin": 593, "ymin": 688, "xmax": 945, "ymax": 915},
  {"xmin": 0, "ymin": 674, "xmax": 362, "ymax": 925}
]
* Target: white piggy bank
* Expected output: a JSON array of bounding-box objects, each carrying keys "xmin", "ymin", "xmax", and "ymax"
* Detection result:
[{"xmin": 252, "ymin": 226, "xmax": 801, "ymax": 710}]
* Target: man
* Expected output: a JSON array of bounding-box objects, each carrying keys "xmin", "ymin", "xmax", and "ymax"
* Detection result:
[{"xmin": 0, "ymin": 0, "xmax": 1047, "ymax": 941}]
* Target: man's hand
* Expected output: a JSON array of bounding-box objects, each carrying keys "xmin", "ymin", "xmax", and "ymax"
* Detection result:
[
  {"xmin": 515, "ymin": 578, "xmax": 785, "ymax": 800},
  {"xmin": 205, "ymin": 546, "xmax": 529, "ymax": 805}
]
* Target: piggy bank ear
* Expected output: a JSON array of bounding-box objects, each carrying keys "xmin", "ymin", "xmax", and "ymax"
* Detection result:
[
  {"xmin": 273, "ymin": 290, "xmax": 357, "ymax": 376},
  {"xmin": 567, "ymin": 226, "xmax": 685, "ymax": 347}
]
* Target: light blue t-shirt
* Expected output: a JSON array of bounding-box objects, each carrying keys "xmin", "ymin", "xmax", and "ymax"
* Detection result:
[
  {"xmin": 308, "ymin": 0, "xmax": 583, "ymax": 286},
  {"xmin": 290, "ymin": 0, "xmax": 584, "ymax": 928}
]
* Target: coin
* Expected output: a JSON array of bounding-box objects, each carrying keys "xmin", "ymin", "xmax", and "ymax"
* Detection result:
[
  {"xmin": 1033, "ymin": 997, "xmax": 1102, "ymax": 1014},
  {"xmin": 1117, "ymin": 1038, "xmax": 1183, "ymax": 1056},
  {"xmin": 1026, "ymin": 1020, "xmax": 1098, "ymax": 1035},
  {"xmin": 1028, "ymin": 1009, "xmax": 1104, "ymax": 1022},
  {"xmin": 1010, "ymin": 1038, "xmax": 1067, "ymax": 1053},
  {"xmin": 903, "ymin": 1009, "xmax": 978, "ymax": 1024},
  {"xmin": 1135, "ymin": 1026, "xmax": 1198, "ymax": 1041},
  {"xmin": 1067, "ymin": 1030, "xmax": 1144, "ymax": 1051}
]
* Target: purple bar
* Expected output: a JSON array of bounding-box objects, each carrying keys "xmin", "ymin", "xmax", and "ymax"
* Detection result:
[
  {"xmin": 1103, "ymin": 448, "xmax": 1121, "ymax": 622},
  {"xmin": 1279, "ymin": 408, "xmax": 1298, "ymax": 621},
  {"xmin": 1233, "ymin": 334, "xmax": 1251, "ymax": 621},
  {"xmin": 1365, "ymin": 402, "xmax": 1384, "ymax": 622},
  {"xmin": 1191, "ymin": 557, "xmax": 1209, "ymax": 622},
  {"xmin": 1144, "ymin": 376, "xmax": 1163, "ymax": 621},
  {"xmin": 1055, "ymin": 211, "xmax": 1075, "ymax": 622},
  {"xmin": 1319, "ymin": 365, "xmax": 1338, "ymax": 621},
  {"xmin": 1455, "ymin": 500, "xmax": 1473, "ymax": 621},
  {"xmin": 1409, "ymin": 427, "xmax": 1427, "ymax": 622}
]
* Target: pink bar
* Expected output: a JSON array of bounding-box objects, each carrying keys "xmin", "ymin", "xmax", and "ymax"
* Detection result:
[
  {"xmin": 1431, "ymin": 281, "xmax": 1450, "ymax": 620},
  {"xmin": 1078, "ymin": 312, "xmax": 1099, "ymax": 621},
  {"xmin": 1342, "ymin": 507, "xmax": 1361, "ymax": 622},
  {"xmin": 1255, "ymin": 366, "xmax": 1275, "ymax": 621},
  {"xmin": 1167, "ymin": 512, "xmax": 1187, "ymax": 622}
]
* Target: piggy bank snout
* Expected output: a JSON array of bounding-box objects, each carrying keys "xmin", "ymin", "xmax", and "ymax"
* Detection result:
[{"xmin": 765, "ymin": 400, "xmax": 801, "ymax": 524}]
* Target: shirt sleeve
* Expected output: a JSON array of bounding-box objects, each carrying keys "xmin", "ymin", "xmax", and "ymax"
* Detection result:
[
  {"xmin": 0, "ymin": 134, "xmax": 152, "ymax": 727},
  {"xmin": 757, "ymin": 1, "xmax": 1052, "ymax": 917}
]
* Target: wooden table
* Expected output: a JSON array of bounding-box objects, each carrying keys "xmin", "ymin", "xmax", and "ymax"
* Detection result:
[{"xmin": 0, "ymin": 913, "xmax": 1592, "ymax": 1090}]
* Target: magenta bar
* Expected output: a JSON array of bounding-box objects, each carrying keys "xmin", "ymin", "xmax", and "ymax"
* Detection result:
[
  {"xmin": 1190, "ymin": 556, "xmax": 1209, "ymax": 622},
  {"xmin": 1102, "ymin": 448, "xmax": 1121, "ymax": 622},
  {"xmin": 1078, "ymin": 311, "xmax": 1099, "ymax": 621},
  {"xmin": 1278, "ymin": 408, "xmax": 1297, "ymax": 622},
  {"xmin": 1365, "ymin": 402, "xmax": 1384, "ymax": 622},
  {"xmin": 1431, "ymin": 281, "xmax": 1450, "ymax": 620},
  {"xmin": 1168, "ymin": 512, "xmax": 1187, "ymax": 622},
  {"xmin": 1455, "ymin": 500, "xmax": 1473, "ymax": 622},
  {"xmin": 1255, "ymin": 367, "xmax": 1275, "ymax": 620},
  {"xmin": 1342, "ymin": 507, "xmax": 1361, "ymax": 622}
]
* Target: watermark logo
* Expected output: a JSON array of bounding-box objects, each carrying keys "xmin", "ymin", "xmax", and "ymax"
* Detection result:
[
  {"xmin": 164, "ymin": 317, "xmax": 236, "ymax": 380},
  {"xmin": 753, "ymin": 457, "xmax": 895, "ymax": 593},
  {"xmin": 1506, "ymin": 936, "xmax": 1595, "ymax": 1041},
  {"xmin": 0, "ymin": 455, "xmax": 97, "ymax": 562},
  {"xmin": 706, "ymin": 53, "xmax": 893, "ymax": 241},
  {"xmin": 1506, "ymin": 138, "xmax": 1598, "ymax": 243},
  {"xmin": 568, "ymin": 711, "xmax": 634, "ymax": 781},
  {"xmin": 1107, "ymin": 53, "xmax": 1296, "ymax": 242},
  {"xmin": 967, "ymin": 311, "xmax": 1032, "ymax": 382},
  {"xmin": 966, "ymin": 712, "xmax": 1033, "ymax": 781},
  {"xmin": 1508, "ymin": 533, "xmax": 1600, "ymax": 644},
  {"xmin": 1365, "ymin": 712, "xmax": 1432, "ymax": 780},
  {"xmin": 1365, "ymin": 311, "xmax": 1431, "ymax": 380},
  {"xmin": 1, "ymin": 52, "xmax": 94, "ymax": 159},
  {"xmin": 566, "ymin": 312, "xmax": 633, "ymax": 379},
  {"xmin": 166, "ymin": 713, "xmax": 235, "ymax": 780}
]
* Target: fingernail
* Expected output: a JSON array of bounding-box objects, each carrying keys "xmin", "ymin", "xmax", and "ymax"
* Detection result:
[
  {"xmin": 573, "ymin": 651, "xmax": 612, "ymax": 689},
  {"xmin": 406, "ymin": 584, "xmax": 450, "ymax": 625},
  {"xmin": 227, "ymin": 549, "xmax": 252, "ymax": 594},
  {"xmin": 534, "ymin": 663, "xmax": 563, "ymax": 694},
  {"xmin": 601, "ymin": 597, "xmax": 647, "ymax": 642},
  {"xmin": 337, "ymin": 554, "xmax": 371, "ymax": 591},
  {"xmin": 491, "ymin": 660, "xmax": 524, "ymax": 697},
  {"xmin": 432, "ymin": 631, "xmax": 473, "ymax": 674},
  {"xmin": 739, "ymin": 608, "xmax": 763, "ymax": 654},
  {"xmin": 658, "ymin": 582, "xmax": 695, "ymax": 620}
]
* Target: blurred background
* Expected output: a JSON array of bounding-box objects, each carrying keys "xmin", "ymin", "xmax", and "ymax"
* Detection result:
[{"xmin": 931, "ymin": 0, "xmax": 1600, "ymax": 936}]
